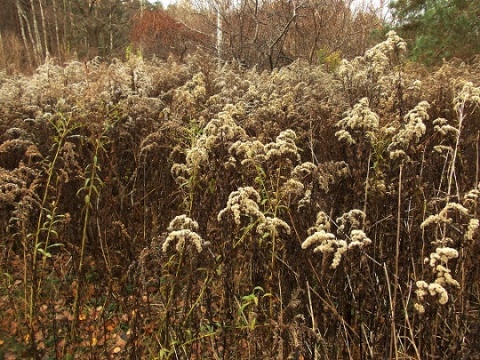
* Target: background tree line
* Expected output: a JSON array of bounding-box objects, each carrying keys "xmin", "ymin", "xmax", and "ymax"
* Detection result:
[
  {"xmin": 0, "ymin": 0, "xmax": 386, "ymax": 72},
  {"xmin": 0, "ymin": 0, "xmax": 144, "ymax": 71},
  {"xmin": 0, "ymin": 0, "xmax": 479, "ymax": 72}
]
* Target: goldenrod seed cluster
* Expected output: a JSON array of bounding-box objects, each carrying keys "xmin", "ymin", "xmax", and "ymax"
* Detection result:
[
  {"xmin": 163, "ymin": 215, "xmax": 206, "ymax": 254},
  {"xmin": 218, "ymin": 187, "xmax": 266, "ymax": 225},
  {"xmin": 302, "ymin": 210, "xmax": 371, "ymax": 269}
]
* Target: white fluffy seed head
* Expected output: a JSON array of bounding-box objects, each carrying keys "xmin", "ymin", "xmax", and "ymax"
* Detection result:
[
  {"xmin": 163, "ymin": 215, "xmax": 205, "ymax": 254},
  {"xmin": 163, "ymin": 229, "xmax": 205, "ymax": 254},
  {"xmin": 217, "ymin": 186, "xmax": 265, "ymax": 225}
]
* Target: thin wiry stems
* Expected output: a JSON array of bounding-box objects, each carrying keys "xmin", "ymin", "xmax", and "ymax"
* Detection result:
[{"xmin": 390, "ymin": 164, "xmax": 402, "ymax": 360}]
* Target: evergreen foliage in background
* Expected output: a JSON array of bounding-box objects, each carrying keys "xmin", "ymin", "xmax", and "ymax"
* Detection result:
[{"xmin": 390, "ymin": 0, "xmax": 480, "ymax": 64}]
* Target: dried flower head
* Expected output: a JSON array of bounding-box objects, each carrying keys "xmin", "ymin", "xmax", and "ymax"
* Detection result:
[
  {"xmin": 168, "ymin": 214, "xmax": 199, "ymax": 232},
  {"xmin": 414, "ymin": 279, "xmax": 450, "ymax": 309},
  {"xmin": 428, "ymin": 283, "xmax": 449, "ymax": 305},
  {"xmin": 174, "ymin": 71, "xmax": 207, "ymax": 106},
  {"xmin": 465, "ymin": 218, "xmax": 479, "ymax": 240},
  {"xmin": 336, "ymin": 209, "xmax": 367, "ymax": 235},
  {"xmin": 464, "ymin": 187, "xmax": 480, "ymax": 205},
  {"xmin": 416, "ymin": 243, "xmax": 460, "ymax": 310},
  {"xmin": 454, "ymin": 82, "xmax": 480, "ymax": 110},
  {"xmin": 433, "ymin": 117, "xmax": 459, "ymax": 138},
  {"xmin": 303, "ymin": 210, "xmax": 371, "ymax": 268},
  {"xmin": 162, "ymin": 215, "xmax": 206, "ymax": 253},
  {"xmin": 257, "ymin": 216, "xmax": 291, "ymax": 238},
  {"xmin": 388, "ymin": 101, "xmax": 430, "ymax": 160},
  {"xmin": 307, "ymin": 211, "xmax": 331, "ymax": 234},
  {"xmin": 335, "ymin": 98, "xmax": 379, "ymax": 145},
  {"xmin": 421, "ymin": 202, "xmax": 469, "ymax": 229},
  {"xmin": 228, "ymin": 139, "xmax": 266, "ymax": 167},
  {"xmin": 415, "ymin": 280, "xmax": 429, "ymax": 302},
  {"xmin": 163, "ymin": 229, "xmax": 205, "ymax": 253},
  {"xmin": 171, "ymin": 163, "xmax": 189, "ymax": 185},
  {"xmin": 365, "ymin": 30, "xmax": 407, "ymax": 62},
  {"xmin": 292, "ymin": 162, "xmax": 318, "ymax": 180},
  {"xmin": 264, "ymin": 129, "xmax": 301, "ymax": 165},
  {"xmin": 279, "ymin": 178, "xmax": 305, "ymax": 206},
  {"xmin": 301, "ymin": 230, "xmax": 336, "ymax": 251},
  {"xmin": 414, "ymin": 303, "xmax": 426, "ymax": 314},
  {"xmin": 218, "ymin": 187, "xmax": 266, "ymax": 225},
  {"xmin": 348, "ymin": 229, "xmax": 372, "ymax": 249},
  {"xmin": 297, "ymin": 188, "xmax": 312, "ymax": 211},
  {"xmin": 185, "ymin": 145, "xmax": 209, "ymax": 170},
  {"xmin": 434, "ymin": 265, "xmax": 460, "ymax": 288}
]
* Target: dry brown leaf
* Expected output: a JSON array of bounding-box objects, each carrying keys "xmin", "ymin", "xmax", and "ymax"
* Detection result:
[{"xmin": 4, "ymin": 352, "xmax": 16, "ymax": 360}]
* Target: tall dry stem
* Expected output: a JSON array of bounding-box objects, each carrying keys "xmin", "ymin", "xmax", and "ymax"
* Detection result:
[{"xmin": 390, "ymin": 164, "xmax": 402, "ymax": 359}]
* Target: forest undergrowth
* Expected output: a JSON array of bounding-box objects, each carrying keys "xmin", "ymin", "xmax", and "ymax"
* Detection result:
[{"xmin": 1, "ymin": 31, "xmax": 480, "ymax": 359}]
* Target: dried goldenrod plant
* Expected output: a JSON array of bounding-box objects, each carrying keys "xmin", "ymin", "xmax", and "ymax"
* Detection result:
[{"xmin": 2, "ymin": 31, "xmax": 480, "ymax": 359}]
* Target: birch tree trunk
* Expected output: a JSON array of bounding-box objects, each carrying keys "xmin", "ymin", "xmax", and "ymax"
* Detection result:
[
  {"xmin": 0, "ymin": 30, "xmax": 5, "ymax": 69},
  {"xmin": 15, "ymin": 0, "xmax": 35, "ymax": 66},
  {"xmin": 29, "ymin": 0, "xmax": 44, "ymax": 61},
  {"xmin": 216, "ymin": 6, "xmax": 222, "ymax": 60},
  {"xmin": 38, "ymin": 0, "xmax": 49, "ymax": 57},
  {"xmin": 109, "ymin": 4, "xmax": 113, "ymax": 51},
  {"xmin": 63, "ymin": 0, "xmax": 68, "ymax": 54},
  {"xmin": 52, "ymin": 0, "xmax": 61, "ymax": 57}
]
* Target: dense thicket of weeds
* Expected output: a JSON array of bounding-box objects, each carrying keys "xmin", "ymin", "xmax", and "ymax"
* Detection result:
[{"xmin": 1, "ymin": 32, "xmax": 480, "ymax": 359}]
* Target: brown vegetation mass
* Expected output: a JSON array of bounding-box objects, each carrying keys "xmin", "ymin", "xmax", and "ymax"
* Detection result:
[{"xmin": 1, "ymin": 32, "xmax": 480, "ymax": 359}]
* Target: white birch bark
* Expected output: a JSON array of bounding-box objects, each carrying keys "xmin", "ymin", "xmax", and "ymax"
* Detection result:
[
  {"xmin": 29, "ymin": 0, "xmax": 44, "ymax": 60},
  {"xmin": 15, "ymin": 0, "xmax": 31, "ymax": 64},
  {"xmin": 52, "ymin": 0, "xmax": 61, "ymax": 56},
  {"xmin": 38, "ymin": 0, "xmax": 50, "ymax": 57},
  {"xmin": 16, "ymin": 0, "xmax": 38, "ymax": 65}
]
